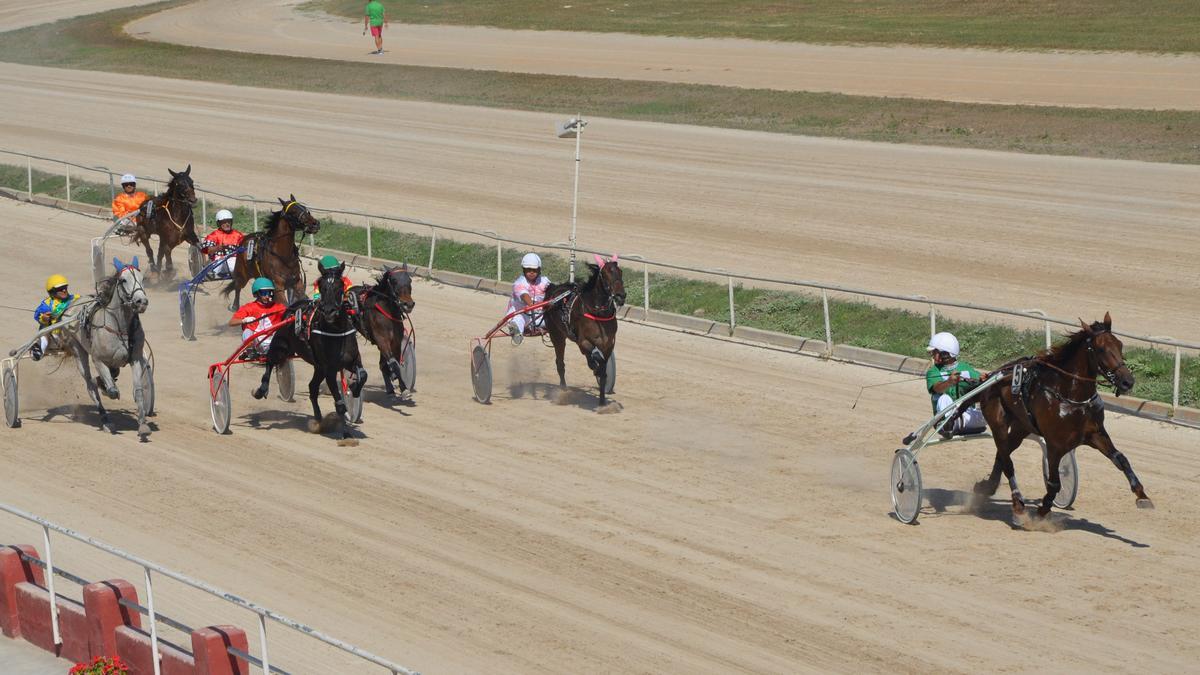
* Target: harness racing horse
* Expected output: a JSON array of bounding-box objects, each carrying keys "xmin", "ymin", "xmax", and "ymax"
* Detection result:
[
  {"xmin": 222, "ymin": 195, "xmax": 321, "ymax": 308},
  {"xmin": 69, "ymin": 258, "xmax": 152, "ymax": 439},
  {"xmin": 973, "ymin": 312, "xmax": 1151, "ymax": 522},
  {"xmin": 133, "ymin": 165, "xmax": 198, "ymax": 277},
  {"xmin": 349, "ymin": 265, "xmax": 415, "ymax": 397},
  {"xmin": 544, "ymin": 254, "xmax": 626, "ymax": 407},
  {"xmin": 252, "ymin": 265, "xmax": 367, "ymax": 440}
]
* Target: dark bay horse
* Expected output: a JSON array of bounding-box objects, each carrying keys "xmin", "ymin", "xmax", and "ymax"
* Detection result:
[
  {"xmin": 133, "ymin": 165, "xmax": 198, "ymax": 276},
  {"xmin": 252, "ymin": 265, "xmax": 366, "ymax": 440},
  {"xmin": 544, "ymin": 254, "xmax": 625, "ymax": 406},
  {"xmin": 222, "ymin": 195, "xmax": 320, "ymax": 308},
  {"xmin": 974, "ymin": 312, "xmax": 1152, "ymax": 522},
  {"xmin": 349, "ymin": 265, "xmax": 415, "ymax": 397}
]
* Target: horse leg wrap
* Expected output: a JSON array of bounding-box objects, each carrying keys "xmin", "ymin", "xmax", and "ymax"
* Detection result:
[
  {"xmin": 1108, "ymin": 451, "xmax": 1141, "ymax": 489},
  {"xmin": 587, "ymin": 347, "xmax": 605, "ymax": 374}
]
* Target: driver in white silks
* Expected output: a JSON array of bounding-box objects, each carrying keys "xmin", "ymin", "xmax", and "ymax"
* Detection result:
[
  {"xmin": 505, "ymin": 253, "xmax": 550, "ymax": 345},
  {"xmin": 908, "ymin": 331, "xmax": 990, "ymax": 444}
]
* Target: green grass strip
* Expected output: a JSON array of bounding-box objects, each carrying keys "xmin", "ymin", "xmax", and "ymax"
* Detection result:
[
  {"xmin": 311, "ymin": 0, "xmax": 1200, "ymax": 53},
  {"xmin": 2, "ymin": 4, "xmax": 1199, "ymax": 164},
  {"xmin": 5, "ymin": 172, "xmax": 1195, "ymax": 409}
]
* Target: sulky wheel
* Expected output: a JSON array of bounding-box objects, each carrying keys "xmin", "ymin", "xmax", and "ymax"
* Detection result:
[
  {"xmin": 188, "ymin": 245, "xmax": 203, "ymax": 279},
  {"xmin": 141, "ymin": 363, "xmax": 155, "ymax": 417},
  {"xmin": 1043, "ymin": 445, "xmax": 1079, "ymax": 509},
  {"xmin": 276, "ymin": 359, "xmax": 295, "ymax": 402},
  {"xmin": 179, "ymin": 292, "xmax": 196, "ymax": 341},
  {"xmin": 2, "ymin": 365, "xmax": 19, "ymax": 429},
  {"xmin": 891, "ymin": 448, "xmax": 923, "ymax": 524},
  {"xmin": 470, "ymin": 344, "xmax": 492, "ymax": 404},
  {"xmin": 341, "ymin": 370, "xmax": 363, "ymax": 424},
  {"xmin": 400, "ymin": 336, "xmax": 416, "ymax": 393},
  {"xmin": 209, "ymin": 368, "xmax": 231, "ymax": 434}
]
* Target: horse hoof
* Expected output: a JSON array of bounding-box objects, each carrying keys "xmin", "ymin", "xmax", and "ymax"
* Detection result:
[
  {"xmin": 106, "ymin": 388, "xmax": 120, "ymax": 400},
  {"xmin": 973, "ymin": 480, "xmax": 996, "ymax": 496},
  {"xmin": 251, "ymin": 387, "xmax": 267, "ymax": 400},
  {"xmin": 1136, "ymin": 498, "xmax": 1155, "ymax": 510},
  {"xmin": 138, "ymin": 424, "xmax": 152, "ymax": 436}
]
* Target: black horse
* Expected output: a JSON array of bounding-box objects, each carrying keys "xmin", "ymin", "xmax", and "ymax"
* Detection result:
[
  {"xmin": 349, "ymin": 265, "xmax": 415, "ymax": 397},
  {"xmin": 252, "ymin": 265, "xmax": 367, "ymax": 439},
  {"xmin": 544, "ymin": 254, "xmax": 626, "ymax": 407}
]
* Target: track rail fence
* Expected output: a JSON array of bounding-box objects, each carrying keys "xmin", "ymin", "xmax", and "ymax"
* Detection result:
[
  {"xmin": 0, "ymin": 503, "xmax": 419, "ymax": 675},
  {"xmin": 2, "ymin": 148, "xmax": 1196, "ymax": 413}
]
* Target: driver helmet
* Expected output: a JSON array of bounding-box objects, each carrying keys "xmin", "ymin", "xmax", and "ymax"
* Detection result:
[
  {"xmin": 318, "ymin": 255, "xmax": 341, "ymax": 275},
  {"xmin": 45, "ymin": 274, "xmax": 69, "ymax": 293},
  {"xmin": 120, "ymin": 174, "xmax": 137, "ymax": 185},
  {"xmin": 215, "ymin": 209, "xmax": 234, "ymax": 227},
  {"xmin": 251, "ymin": 277, "xmax": 275, "ymax": 295},
  {"xmin": 927, "ymin": 332, "xmax": 960, "ymax": 358},
  {"xmin": 520, "ymin": 252, "xmax": 542, "ymax": 270}
]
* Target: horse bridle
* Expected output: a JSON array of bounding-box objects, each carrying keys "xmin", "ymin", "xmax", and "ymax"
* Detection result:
[
  {"xmin": 1085, "ymin": 331, "xmax": 1127, "ymax": 391},
  {"xmin": 582, "ymin": 265, "xmax": 620, "ymax": 320},
  {"xmin": 95, "ymin": 267, "xmax": 146, "ymax": 343},
  {"xmin": 159, "ymin": 177, "xmax": 196, "ymax": 231}
]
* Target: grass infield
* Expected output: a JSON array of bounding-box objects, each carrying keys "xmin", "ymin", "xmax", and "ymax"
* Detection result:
[
  {"xmin": 310, "ymin": 0, "xmax": 1200, "ymax": 53},
  {"xmin": 1, "ymin": 4, "xmax": 1198, "ymax": 163},
  {"xmin": 6, "ymin": 164, "xmax": 1193, "ymax": 407}
]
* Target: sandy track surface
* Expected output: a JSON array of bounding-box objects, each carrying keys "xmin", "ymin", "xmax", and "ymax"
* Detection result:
[
  {"xmin": 1, "ymin": 198, "xmax": 1198, "ymax": 673},
  {"xmin": 0, "ymin": 0, "xmax": 158, "ymax": 31},
  {"xmin": 123, "ymin": 0, "xmax": 1200, "ymax": 111},
  {"xmin": 3, "ymin": 63, "xmax": 1197, "ymax": 340}
]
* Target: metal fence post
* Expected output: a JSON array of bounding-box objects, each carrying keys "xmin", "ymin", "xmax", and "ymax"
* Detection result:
[
  {"xmin": 643, "ymin": 263, "xmax": 649, "ymax": 316},
  {"xmin": 26, "ymin": 157, "xmax": 33, "ymax": 201},
  {"xmin": 366, "ymin": 218, "xmax": 373, "ymax": 259},
  {"xmin": 64, "ymin": 163, "xmax": 70, "ymax": 204},
  {"xmin": 1173, "ymin": 346, "xmax": 1182, "ymax": 414},
  {"xmin": 727, "ymin": 276, "xmax": 736, "ymax": 333},
  {"xmin": 496, "ymin": 239, "xmax": 502, "ymax": 282},
  {"xmin": 929, "ymin": 304, "xmax": 936, "ymax": 338},
  {"xmin": 427, "ymin": 227, "xmax": 437, "ymax": 274},
  {"xmin": 108, "ymin": 171, "xmax": 116, "ymax": 205},
  {"xmin": 1044, "ymin": 320, "xmax": 1052, "ymax": 349},
  {"xmin": 258, "ymin": 614, "xmax": 271, "ymax": 675},
  {"xmin": 41, "ymin": 525, "xmax": 60, "ymax": 646},
  {"xmin": 822, "ymin": 289, "xmax": 833, "ymax": 355},
  {"xmin": 144, "ymin": 567, "xmax": 162, "ymax": 675},
  {"xmin": 200, "ymin": 196, "xmax": 207, "ymax": 233},
  {"xmin": 253, "ymin": 204, "xmax": 259, "ymax": 233}
]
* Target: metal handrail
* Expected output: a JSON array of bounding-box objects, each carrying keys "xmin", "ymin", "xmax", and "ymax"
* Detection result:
[{"xmin": 0, "ymin": 503, "xmax": 420, "ymax": 675}]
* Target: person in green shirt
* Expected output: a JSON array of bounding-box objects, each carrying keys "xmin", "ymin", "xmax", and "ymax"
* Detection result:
[
  {"xmin": 363, "ymin": 0, "xmax": 389, "ymax": 55},
  {"xmin": 911, "ymin": 331, "xmax": 990, "ymax": 442}
]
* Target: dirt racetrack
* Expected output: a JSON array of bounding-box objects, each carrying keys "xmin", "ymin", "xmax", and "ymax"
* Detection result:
[
  {"xmin": 0, "ymin": 0, "xmax": 159, "ymax": 31},
  {"xmin": 0, "ymin": 198, "xmax": 1197, "ymax": 673},
  {"xmin": 2, "ymin": 62, "xmax": 1198, "ymax": 339},
  {"xmin": 125, "ymin": 0, "xmax": 1200, "ymax": 111}
]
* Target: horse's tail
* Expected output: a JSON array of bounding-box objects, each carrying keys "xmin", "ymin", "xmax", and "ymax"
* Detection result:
[{"xmin": 220, "ymin": 279, "xmax": 237, "ymax": 299}]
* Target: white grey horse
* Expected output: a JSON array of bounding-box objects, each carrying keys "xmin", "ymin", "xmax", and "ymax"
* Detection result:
[{"xmin": 69, "ymin": 257, "xmax": 152, "ymax": 438}]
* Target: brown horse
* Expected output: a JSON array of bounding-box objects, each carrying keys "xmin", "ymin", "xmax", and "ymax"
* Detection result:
[
  {"xmin": 221, "ymin": 195, "xmax": 320, "ymax": 308},
  {"xmin": 544, "ymin": 254, "xmax": 625, "ymax": 407},
  {"xmin": 349, "ymin": 265, "xmax": 415, "ymax": 397},
  {"xmin": 973, "ymin": 312, "xmax": 1152, "ymax": 522},
  {"xmin": 133, "ymin": 165, "xmax": 198, "ymax": 276}
]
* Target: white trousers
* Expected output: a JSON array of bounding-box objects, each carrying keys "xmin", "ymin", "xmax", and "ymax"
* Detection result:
[
  {"xmin": 242, "ymin": 317, "xmax": 274, "ymax": 351},
  {"xmin": 509, "ymin": 309, "xmax": 542, "ymax": 334},
  {"xmin": 936, "ymin": 393, "xmax": 987, "ymax": 435}
]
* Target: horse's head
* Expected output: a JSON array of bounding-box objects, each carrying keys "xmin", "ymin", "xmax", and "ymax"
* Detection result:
[
  {"xmin": 278, "ymin": 194, "xmax": 321, "ymax": 235},
  {"xmin": 382, "ymin": 264, "xmax": 415, "ymax": 312},
  {"xmin": 316, "ymin": 264, "xmax": 346, "ymax": 323},
  {"xmin": 111, "ymin": 256, "xmax": 149, "ymax": 313},
  {"xmin": 166, "ymin": 165, "xmax": 197, "ymax": 205},
  {"xmin": 593, "ymin": 254, "xmax": 625, "ymax": 307},
  {"xmin": 1083, "ymin": 312, "xmax": 1134, "ymax": 395}
]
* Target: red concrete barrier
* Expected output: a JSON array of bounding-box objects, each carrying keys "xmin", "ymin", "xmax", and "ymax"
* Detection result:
[
  {"xmin": 193, "ymin": 625, "xmax": 250, "ymax": 675},
  {"xmin": 0, "ymin": 544, "xmax": 44, "ymax": 638},
  {"xmin": 115, "ymin": 624, "xmax": 194, "ymax": 675},
  {"xmin": 84, "ymin": 579, "xmax": 141, "ymax": 658},
  {"xmin": 13, "ymin": 580, "xmax": 89, "ymax": 661}
]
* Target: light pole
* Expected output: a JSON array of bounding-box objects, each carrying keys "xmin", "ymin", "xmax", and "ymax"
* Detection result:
[{"xmin": 556, "ymin": 114, "xmax": 587, "ymax": 282}]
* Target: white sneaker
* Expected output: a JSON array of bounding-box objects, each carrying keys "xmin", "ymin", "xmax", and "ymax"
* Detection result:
[{"xmin": 508, "ymin": 321, "xmax": 523, "ymax": 345}]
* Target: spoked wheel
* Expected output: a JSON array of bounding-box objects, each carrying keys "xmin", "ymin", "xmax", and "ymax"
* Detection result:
[
  {"xmin": 1043, "ymin": 446, "xmax": 1079, "ymax": 509},
  {"xmin": 603, "ymin": 352, "xmax": 616, "ymax": 395},
  {"xmin": 2, "ymin": 365, "xmax": 19, "ymax": 429},
  {"xmin": 209, "ymin": 368, "xmax": 231, "ymax": 434},
  {"xmin": 340, "ymin": 370, "xmax": 363, "ymax": 424},
  {"xmin": 276, "ymin": 359, "xmax": 295, "ymax": 402},
  {"xmin": 400, "ymin": 337, "xmax": 416, "ymax": 393},
  {"xmin": 141, "ymin": 364, "xmax": 155, "ymax": 417},
  {"xmin": 179, "ymin": 292, "xmax": 196, "ymax": 341},
  {"xmin": 187, "ymin": 245, "xmax": 203, "ymax": 279},
  {"xmin": 470, "ymin": 345, "xmax": 492, "ymax": 404},
  {"xmin": 891, "ymin": 448, "xmax": 923, "ymax": 524}
]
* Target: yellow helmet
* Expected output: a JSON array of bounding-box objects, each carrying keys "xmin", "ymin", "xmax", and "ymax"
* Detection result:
[{"xmin": 45, "ymin": 274, "xmax": 68, "ymax": 292}]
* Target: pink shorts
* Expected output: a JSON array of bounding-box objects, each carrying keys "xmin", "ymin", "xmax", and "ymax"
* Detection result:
[{"xmin": 370, "ymin": 25, "xmax": 383, "ymax": 37}]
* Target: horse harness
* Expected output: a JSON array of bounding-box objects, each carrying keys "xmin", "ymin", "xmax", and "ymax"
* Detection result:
[
  {"xmin": 84, "ymin": 268, "xmax": 145, "ymax": 349},
  {"xmin": 551, "ymin": 277, "xmax": 617, "ymax": 342},
  {"xmin": 1008, "ymin": 332, "xmax": 1122, "ymax": 434}
]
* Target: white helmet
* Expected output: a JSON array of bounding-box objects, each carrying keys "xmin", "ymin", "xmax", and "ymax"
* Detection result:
[
  {"xmin": 927, "ymin": 332, "xmax": 960, "ymax": 357},
  {"xmin": 119, "ymin": 174, "xmax": 137, "ymax": 185},
  {"xmin": 215, "ymin": 209, "xmax": 234, "ymax": 222},
  {"xmin": 520, "ymin": 253, "xmax": 542, "ymax": 269}
]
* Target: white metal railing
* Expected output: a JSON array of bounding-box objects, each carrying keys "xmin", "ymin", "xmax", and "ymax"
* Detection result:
[
  {"xmin": 2, "ymin": 148, "xmax": 1196, "ymax": 413},
  {"xmin": 0, "ymin": 503, "xmax": 419, "ymax": 675}
]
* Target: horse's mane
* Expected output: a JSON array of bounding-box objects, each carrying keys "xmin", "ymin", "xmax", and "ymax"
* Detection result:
[
  {"xmin": 1040, "ymin": 321, "xmax": 1106, "ymax": 364},
  {"xmin": 93, "ymin": 274, "xmax": 120, "ymax": 308},
  {"xmin": 264, "ymin": 209, "xmax": 284, "ymax": 235},
  {"xmin": 578, "ymin": 264, "xmax": 601, "ymax": 293}
]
